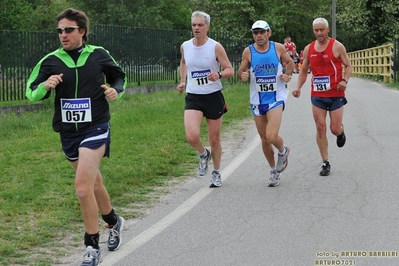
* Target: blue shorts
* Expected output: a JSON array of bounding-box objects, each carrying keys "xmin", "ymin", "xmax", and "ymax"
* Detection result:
[
  {"xmin": 250, "ymin": 101, "xmax": 285, "ymax": 116},
  {"xmin": 60, "ymin": 122, "xmax": 111, "ymax": 162},
  {"xmin": 311, "ymin": 97, "xmax": 347, "ymax": 111}
]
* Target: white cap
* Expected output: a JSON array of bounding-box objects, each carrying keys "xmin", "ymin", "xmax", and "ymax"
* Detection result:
[{"xmin": 251, "ymin": 20, "xmax": 270, "ymax": 31}]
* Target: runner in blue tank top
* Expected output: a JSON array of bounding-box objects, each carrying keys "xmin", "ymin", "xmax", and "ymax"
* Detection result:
[{"xmin": 238, "ymin": 20, "xmax": 295, "ymax": 187}]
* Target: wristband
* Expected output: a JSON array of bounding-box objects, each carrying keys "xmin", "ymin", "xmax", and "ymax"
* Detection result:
[{"xmin": 342, "ymin": 78, "xmax": 348, "ymax": 83}]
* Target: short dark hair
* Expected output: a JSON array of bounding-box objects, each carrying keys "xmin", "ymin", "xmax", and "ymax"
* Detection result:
[{"xmin": 57, "ymin": 8, "xmax": 89, "ymax": 42}]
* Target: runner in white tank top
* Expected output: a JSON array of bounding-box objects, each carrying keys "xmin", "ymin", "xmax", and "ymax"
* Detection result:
[
  {"xmin": 176, "ymin": 11, "xmax": 234, "ymax": 188},
  {"xmin": 183, "ymin": 38, "xmax": 222, "ymax": 94}
]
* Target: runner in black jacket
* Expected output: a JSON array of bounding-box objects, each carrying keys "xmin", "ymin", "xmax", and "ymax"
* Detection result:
[
  {"xmin": 26, "ymin": 40, "xmax": 125, "ymax": 132},
  {"xmin": 26, "ymin": 8, "xmax": 126, "ymax": 266}
]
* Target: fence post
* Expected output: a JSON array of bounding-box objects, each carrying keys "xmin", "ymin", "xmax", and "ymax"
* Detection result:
[{"xmin": 394, "ymin": 38, "xmax": 399, "ymax": 83}]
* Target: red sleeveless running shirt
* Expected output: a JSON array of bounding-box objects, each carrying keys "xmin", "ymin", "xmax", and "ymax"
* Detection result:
[{"xmin": 308, "ymin": 38, "xmax": 344, "ymax": 97}]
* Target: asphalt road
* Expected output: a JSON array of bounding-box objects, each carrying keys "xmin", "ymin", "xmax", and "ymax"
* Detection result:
[{"xmin": 94, "ymin": 75, "xmax": 399, "ymax": 266}]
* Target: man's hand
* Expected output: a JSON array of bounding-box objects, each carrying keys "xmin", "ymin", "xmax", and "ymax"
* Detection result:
[
  {"xmin": 44, "ymin": 73, "xmax": 63, "ymax": 90},
  {"xmin": 292, "ymin": 88, "xmax": 301, "ymax": 98},
  {"xmin": 176, "ymin": 82, "xmax": 185, "ymax": 94},
  {"xmin": 240, "ymin": 70, "xmax": 250, "ymax": 82},
  {"xmin": 280, "ymin": 73, "xmax": 292, "ymax": 83},
  {"xmin": 101, "ymin": 85, "xmax": 118, "ymax": 101},
  {"xmin": 337, "ymin": 80, "xmax": 347, "ymax": 91}
]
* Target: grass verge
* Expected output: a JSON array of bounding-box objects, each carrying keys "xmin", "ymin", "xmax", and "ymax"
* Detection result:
[{"xmin": 0, "ymin": 82, "xmax": 251, "ymax": 265}]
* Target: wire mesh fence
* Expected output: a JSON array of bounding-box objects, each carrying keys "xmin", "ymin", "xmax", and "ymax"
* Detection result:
[{"xmin": 0, "ymin": 26, "xmax": 251, "ymax": 102}]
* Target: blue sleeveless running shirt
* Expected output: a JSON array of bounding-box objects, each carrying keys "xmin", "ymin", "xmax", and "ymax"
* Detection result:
[{"xmin": 249, "ymin": 41, "xmax": 287, "ymax": 105}]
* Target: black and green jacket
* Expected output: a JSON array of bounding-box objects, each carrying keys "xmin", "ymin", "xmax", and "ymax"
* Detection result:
[{"xmin": 26, "ymin": 44, "xmax": 126, "ymax": 133}]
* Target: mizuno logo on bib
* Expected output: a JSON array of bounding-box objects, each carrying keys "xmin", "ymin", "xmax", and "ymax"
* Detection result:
[
  {"xmin": 61, "ymin": 98, "xmax": 92, "ymax": 123},
  {"xmin": 256, "ymin": 76, "xmax": 277, "ymax": 92},
  {"xmin": 313, "ymin": 76, "xmax": 331, "ymax": 91},
  {"xmin": 191, "ymin": 69, "xmax": 213, "ymax": 86}
]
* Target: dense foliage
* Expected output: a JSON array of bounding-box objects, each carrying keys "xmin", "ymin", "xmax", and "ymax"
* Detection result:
[{"xmin": 0, "ymin": 0, "xmax": 398, "ymax": 52}]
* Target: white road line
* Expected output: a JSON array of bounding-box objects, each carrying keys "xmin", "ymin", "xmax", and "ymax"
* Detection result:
[{"xmin": 101, "ymin": 135, "xmax": 260, "ymax": 265}]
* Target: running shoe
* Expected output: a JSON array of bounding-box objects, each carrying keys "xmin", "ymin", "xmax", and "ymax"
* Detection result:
[
  {"xmin": 337, "ymin": 125, "xmax": 346, "ymax": 148},
  {"xmin": 276, "ymin": 146, "xmax": 290, "ymax": 173},
  {"xmin": 268, "ymin": 169, "xmax": 281, "ymax": 187},
  {"xmin": 198, "ymin": 148, "xmax": 211, "ymax": 176},
  {"xmin": 209, "ymin": 170, "xmax": 222, "ymax": 187},
  {"xmin": 319, "ymin": 161, "xmax": 331, "ymax": 176},
  {"xmin": 81, "ymin": 246, "xmax": 101, "ymax": 266},
  {"xmin": 106, "ymin": 215, "xmax": 125, "ymax": 251}
]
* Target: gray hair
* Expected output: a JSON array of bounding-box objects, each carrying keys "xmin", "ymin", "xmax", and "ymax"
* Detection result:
[
  {"xmin": 312, "ymin": 17, "xmax": 329, "ymax": 28},
  {"xmin": 191, "ymin": 11, "xmax": 210, "ymax": 25}
]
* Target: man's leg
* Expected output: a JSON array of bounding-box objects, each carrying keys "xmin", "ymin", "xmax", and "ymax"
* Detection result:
[
  {"xmin": 93, "ymin": 171, "xmax": 113, "ymax": 217},
  {"xmin": 184, "ymin": 109, "xmax": 212, "ymax": 176},
  {"xmin": 266, "ymin": 106, "xmax": 290, "ymax": 173},
  {"xmin": 312, "ymin": 105, "xmax": 328, "ymax": 161},
  {"xmin": 184, "ymin": 109, "xmax": 206, "ymax": 153},
  {"xmin": 329, "ymin": 106, "xmax": 344, "ymax": 136},
  {"xmin": 253, "ymin": 114, "xmax": 282, "ymax": 186},
  {"xmin": 206, "ymin": 117, "xmax": 223, "ymax": 170},
  {"xmin": 312, "ymin": 105, "xmax": 332, "ymax": 176},
  {"xmin": 72, "ymin": 146, "xmax": 106, "ymax": 235},
  {"xmin": 265, "ymin": 106, "xmax": 284, "ymax": 152},
  {"xmin": 206, "ymin": 116, "xmax": 223, "ymax": 187},
  {"xmin": 254, "ymin": 115, "xmax": 275, "ymax": 167}
]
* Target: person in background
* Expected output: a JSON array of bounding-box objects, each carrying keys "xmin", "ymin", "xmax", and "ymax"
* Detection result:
[
  {"xmin": 293, "ymin": 52, "xmax": 299, "ymax": 73},
  {"xmin": 177, "ymin": 11, "xmax": 234, "ymax": 188},
  {"xmin": 26, "ymin": 8, "xmax": 126, "ymax": 266},
  {"xmin": 298, "ymin": 49, "xmax": 311, "ymax": 74},
  {"xmin": 238, "ymin": 20, "xmax": 294, "ymax": 187},
  {"xmin": 284, "ymin": 37, "xmax": 297, "ymax": 73},
  {"xmin": 292, "ymin": 17, "xmax": 352, "ymax": 176},
  {"xmin": 284, "ymin": 36, "xmax": 297, "ymax": 60}
]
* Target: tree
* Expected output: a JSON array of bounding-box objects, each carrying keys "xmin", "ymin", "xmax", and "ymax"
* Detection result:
[
  {"xmin": 0, "ymin": 0, "xmax": 37, "ymax": 31},
  {"xmin": 189, "ymin": 0, "xmax": 326, "ymax": 51},
  {"xmin": 337, "ymin": 0, "xmax": 399, "ymax": 50},
  {"xmin": 365, "ymin": 0, "xmax": 399, "ymax": 45},
  {"xmin": 32, "ymin": 0, "xmax": 75, "ymax": 32},
  {"xmin": 0, "ymin": 0, "xmax": 396, "ymax": 52},
  {"xmin": 159, "ymin": 0, "xmax": 191, "ymax": 30},
  {"xmin": 72, "ymin": 0, "xmax": 191, "ymax": 29}
]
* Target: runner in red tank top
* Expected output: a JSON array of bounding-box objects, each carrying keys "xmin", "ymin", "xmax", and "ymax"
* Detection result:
[
  {"xmin": 284, "ymin": 36, "xmax": 296, "ymax": 58},
  {"xmin": 284, "ymin": 36, "xmax": 297, "ymax": 72},
  {"xmin": 291, "ymin": 17, "xmax": 352, "ymax": 176},
  {"xmin": 308, "ymin": 38, "xmax": 344, "ymax": 98}
]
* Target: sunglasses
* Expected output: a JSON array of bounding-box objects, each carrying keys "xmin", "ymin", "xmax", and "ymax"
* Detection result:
[
  {"xmin": 56, "ymin": 26, "xmax": 80, "ymax": 34},
  {"xmin": 252, "ymin": 29, "xmax": 268, "ymax": 35}
]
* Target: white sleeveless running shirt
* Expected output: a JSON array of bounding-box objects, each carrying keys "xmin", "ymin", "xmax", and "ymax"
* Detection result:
[{"xmin": 183, "ymin": 38, "xmax": 222, "ymax": 94}]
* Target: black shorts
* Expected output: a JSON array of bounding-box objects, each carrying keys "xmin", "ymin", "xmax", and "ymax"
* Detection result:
[
  {"xmin": 60, "ymin": 122, "xmax": 111, "ymax": 162},
  {"xmin": 311, "ymin": 96, "xmax": 347, "ymax": 111},
  {"xmin": 185, "ymin": 90, "xmax": 227, "ymax": 119}
]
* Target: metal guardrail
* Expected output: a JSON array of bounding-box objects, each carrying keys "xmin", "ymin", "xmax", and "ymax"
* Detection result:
[
  {"xmin": 348, "ymin": 43, "xmax": 395, "ymax": 83},
  {"xmin": 394, "ymin": 38, "xmax": 399, "ymax": 83}
]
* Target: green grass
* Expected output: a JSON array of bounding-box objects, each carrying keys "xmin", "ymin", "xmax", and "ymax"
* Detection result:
[
  {"xmin": 388, "ymin": 81, "xmax": 399, "ymax": 89},
  {"xmin": 0, "ymin": 82, "xmax": 252, "ymax": 265},
  {"xmin": 0, "ymin": 99, "xmax": 33, "ymax": 107}
]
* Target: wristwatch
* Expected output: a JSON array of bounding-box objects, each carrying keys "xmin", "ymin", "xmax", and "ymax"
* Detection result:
[
  {"xmin": 218, "ymin": 71, "xmax": 223, "ymax": 79},
  {"xmin": 342, "ymin": 78, "xmax": 348, "ymax": 83}
]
